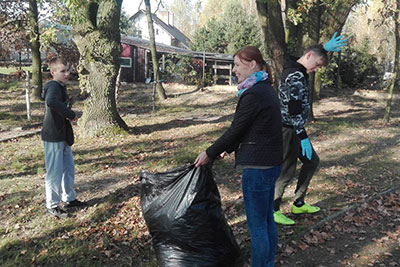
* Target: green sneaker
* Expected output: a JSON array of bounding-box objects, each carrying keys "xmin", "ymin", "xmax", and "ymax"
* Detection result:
[
  {"xmin": 274, "ymin": 211, "xmax": 295, "ymax": 225},
  {"xmin": 291, "ymin": 203, "xmax": 320, "ymax": 214}
]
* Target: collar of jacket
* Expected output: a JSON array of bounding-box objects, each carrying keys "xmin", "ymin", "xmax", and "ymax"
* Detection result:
[
  {"xmin": 283, "ymin": 56, "xmax": 308, "ymax": 79},
  {"xmin": 239, "ymin": 80, "xmax": 268, "ymax": 97}
]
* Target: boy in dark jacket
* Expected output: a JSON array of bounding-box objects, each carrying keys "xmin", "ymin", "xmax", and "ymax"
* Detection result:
[
  {"xmin": 42, "ymin": 57, "xmax": 86, "ymax": 218},
  {"xmin": 274, "ymin": 34, "xmax": 346, "ymax": 225}
]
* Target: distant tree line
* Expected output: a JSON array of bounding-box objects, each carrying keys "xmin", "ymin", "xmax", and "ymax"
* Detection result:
[{"xmin": 190, "ymin": 0, "xmax": 261, "ymax": 54}]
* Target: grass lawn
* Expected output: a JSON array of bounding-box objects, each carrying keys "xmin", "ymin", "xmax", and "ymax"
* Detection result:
[
  {"xmin": 0, "ymin": 66, "xmax": 32, "ymax": 75},
  {"xmin": 0, "ymin": 80, "xmax": 399, "ymax": 266}
]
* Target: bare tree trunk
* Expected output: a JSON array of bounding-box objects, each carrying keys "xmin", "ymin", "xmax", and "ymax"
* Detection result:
[
  {"xmin": 256, "ymin": 0, "xmax": 357, "ymax": 99},
  {"xmin": 335, "ymin": 51, "xmax": 342, "ymax": 94},
  {"xmin": 73, "ymin": 1, "xmax": 128, "ymax": 136},
  {"xmin": 314, "ymin": 71, "xmax": 322, "ymax": 100},
  {"xmin": 25, "ymin": 70, "xmax": 32, "ymax": 121},
  {"xmin": 383, "ymin": 0, "xmax": 400, "ymax": 123},
  {"xmin": 322, "ymin": 0, "xmax": 358, "ymax": 38},
  {"xmin": 28, "ymin": 0, "xmax": 42, "ymax": 99},
  {"xmin": 115, "ymin": 67, "xmax": 121, "ymax": 105},
  {"xmin": 285, "ymin": 0, "xmax": 305, "ymax": 56},
  {"xmin": 255, "ymin": 0, "xmax": 287, "ymax": 86},
  {"xmin": 308, "ymin": 0, "xmax": 357, "ymax": 121},
  {"xmin": 307, "ymin": 0, "xmax": 322, "ymax": 122},
  {"xmin": 144, "ymin": 0, "xmax": 167, "ymax": 100}
]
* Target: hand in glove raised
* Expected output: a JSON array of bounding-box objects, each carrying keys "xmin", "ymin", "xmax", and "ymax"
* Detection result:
[{"xmin": 324, "ymin": 32, "xmax": 347, "ymax": 52}]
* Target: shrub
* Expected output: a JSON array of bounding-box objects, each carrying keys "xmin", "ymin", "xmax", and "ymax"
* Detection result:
[
  {"xmin": 164, "ymin": 55, "xmax": 213, "ymax": 86},
  {"xmin": 321, "ymin": 38, "xmax": 383, "ymax": 89}
]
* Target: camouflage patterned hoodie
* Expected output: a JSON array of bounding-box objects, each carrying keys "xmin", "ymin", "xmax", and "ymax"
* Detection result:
[{"xmin": 278, "ymin": 57, "xmax": 310, "ymax": 140}]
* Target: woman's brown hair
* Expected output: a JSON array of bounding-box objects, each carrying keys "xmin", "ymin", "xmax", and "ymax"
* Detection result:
[{"xmin": 234, "ymin": 46, "xmax": 274, "ymax": 85}]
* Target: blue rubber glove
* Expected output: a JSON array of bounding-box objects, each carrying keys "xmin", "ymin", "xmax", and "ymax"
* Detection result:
[
  {"xmin": 300, "ymin": 138, "xmax": 312, "ymax": 160},
  {"xmin": 324, "ymin": 32, "xmax": 347, "ymax": 52}
]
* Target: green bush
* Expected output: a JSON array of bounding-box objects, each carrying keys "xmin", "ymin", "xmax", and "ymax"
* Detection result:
[
  {"xmin": 164, "ymin": 55, "xmax": 213, "ymax": 86},
  {"xmin": 321, "ymin": 38, "xmax": 383, "ymax": 89}
]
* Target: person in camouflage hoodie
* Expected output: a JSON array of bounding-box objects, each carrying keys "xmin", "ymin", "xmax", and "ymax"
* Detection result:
[{"xmin": 274, "ymin": 35, "xmax": 346, "ymax": 225}]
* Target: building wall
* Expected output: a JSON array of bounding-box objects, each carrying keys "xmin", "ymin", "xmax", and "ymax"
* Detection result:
[
  {"xmin": 120, "ymin": 44, "xmax": 135, "ymax": 83},
  {"xmin": 132, "ymin": 13, "xmax": 172, "ymax": 46},
  {"xmin": 120, "ymin": 44, "xmax": 148, "ymax": 83},
  {"xmin": 136, "ymin": 47, "xmax": 147, "ymax": 82}
]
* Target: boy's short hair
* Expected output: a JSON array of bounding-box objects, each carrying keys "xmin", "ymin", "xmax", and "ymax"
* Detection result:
[
  {"xmin": 304, "ymin": 44, "xmax": 329, "ymax": 66},
  {"xmin": 49, "ymin": 57, "xmax": 68, "ymax": 71}
]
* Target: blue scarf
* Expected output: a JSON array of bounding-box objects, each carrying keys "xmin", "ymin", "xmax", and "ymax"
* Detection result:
[{"xmin": 237, "ymin": 71, "xmax": 269, "ymax": 97}]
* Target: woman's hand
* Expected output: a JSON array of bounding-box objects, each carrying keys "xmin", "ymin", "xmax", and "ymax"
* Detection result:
[
  {"xmin": 217, "ymin": 152, "xmax": 226, "ymax": 159},
  {"xmin": 67, "ymin": 116, "xmax": 78, "ymax": 124},
  {"xmin": 194, "ymin": 151, "xmax": 210, "ymax": 167}
]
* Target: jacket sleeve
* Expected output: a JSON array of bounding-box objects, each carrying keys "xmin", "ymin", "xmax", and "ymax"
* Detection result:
[
  {"xmin": 206, "ymin": 93, "xmax": 258, "ymax": 159},
  {"xmin": 45, "ymin": 84, "xmax": 76, "ymax": 120},
  {"xmin": 279, "ymin": 71, "xmax": 309, "ymax": 140}
]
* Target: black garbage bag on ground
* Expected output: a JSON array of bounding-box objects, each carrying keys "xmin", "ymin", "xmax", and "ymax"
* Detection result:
[{"xmin": 140, "ymin": 163, "xmax": 240, "ymax": 267}]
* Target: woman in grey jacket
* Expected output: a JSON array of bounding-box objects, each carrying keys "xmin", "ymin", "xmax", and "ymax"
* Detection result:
[{"xmin": 195, "ymin": 46, "xmax": 283, "ymax": 267}]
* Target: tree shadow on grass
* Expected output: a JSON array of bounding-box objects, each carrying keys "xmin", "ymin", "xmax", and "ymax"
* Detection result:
[
  {"xmin": 72, "ymin": 126, "xmax": 231, "ymax": 173},
  {"xmin": 128, "ymin": 113, "xmax": 233, "ymax": 135},
  {"xmin": 0, "ymin": 189, "xmax": 39, "ymax": 217},
  {"xmin": 0, "ymin": 170, "xmax": 38, "ymax": 180},
  {"xmin": 167, "ymin": 86, "xmax": 201, "ymax": 97},
  {"xmin": 118, "ymin": 85, "xmax": 236, "ymax": 116},
  {"xmin": 74, "ymin": 176, "xmax": 141, "ymax": 208}
]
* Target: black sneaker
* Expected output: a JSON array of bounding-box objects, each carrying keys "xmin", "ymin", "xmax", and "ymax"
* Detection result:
[
  {"xmin": 61, "ymin": 199, "xmax": 87, "ymax": 209},
  {"xmin": 47, "ymin": 207, "xmax": 68, "ymax": 218}
]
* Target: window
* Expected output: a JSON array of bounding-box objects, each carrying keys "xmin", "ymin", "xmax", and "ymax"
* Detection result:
[
  {"xmin": 137, "ymin": 29, "xmax": 142, "ymax": 38},
  {"xmin": 120, "ymin": 57, "xmax": 132, "ymax": 68},
  {"xmin": 156, "ymin": 29, "xmax": 159, "ymax": 35}
]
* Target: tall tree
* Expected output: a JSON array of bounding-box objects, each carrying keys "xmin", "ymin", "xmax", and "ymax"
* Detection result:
[
  {"xmin": 169, "ymin": 0, "xmax": 193, "ymax": 37},
  {"xmin": 255, "ymin": 0, "xmax": 286, "ymax": 84},
  {"xmin": 313, "ymin": 0, "xmax": 359, "ymax": 103},
  {"xmin": 120, "ymin": 10, "xmax": 137, "ymax": 36},
  {"xmin": 198, "ymin": 0, "xmax": 228, "ymax": 27},
  {"xmin": 222, "ymin": 0, "xmax": 261, "ymax": 54},
  {"xmin": 67, "ymin": 0, "xmax": 128, "ymax": 136},
  {"xmin": 192, "ymin": 0, "xmax": 202, "ymax": 29},
  {"xmin": 28, "ymin": 0, "xmax": 42, "ymax": 99},
  {"xmin": 0, "ymin": 1, "xmax": 43, "ymax": 98},
  {"xmin": 381, "ymin": 0, "xmax": 400, "ymax": 123},
  {"xmin": 255, "ymin": 0, "xmax": 359, "ymax": 116},
  {"xmin": 145, "ymin": 0, "xmax": 167, "ymax": 100},
  {"xmin": 0, "ymin": 1, "xmax": 28, "ymax": 65},
  {"xmin": 191, "ymin": 17, "xmax": 227, "ymax": 53},
  {"xmin": 191, "ymin": 0, "xmax": 260, "ymax": 54}
]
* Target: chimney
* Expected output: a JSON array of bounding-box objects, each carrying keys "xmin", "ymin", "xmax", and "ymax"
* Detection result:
[
  {"xmin": 157, "ymin": 10, "xmax": 169, "ymax": 25},
  {"xmin": 169, "ymin": 12, "xmax": 174, "ymax": 26}
]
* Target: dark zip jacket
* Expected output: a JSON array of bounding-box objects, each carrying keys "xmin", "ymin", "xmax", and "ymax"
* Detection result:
[
  {"xmin": 206, "ymin": 80, "xmax": 283, "ymax": 167},
  {"xmin": 278, "ymin": 57, "xmax": 310, "ymax": 140},
  {"xmin": 41, "ymin": 80, "xmax": 75, "ymax": 142}
]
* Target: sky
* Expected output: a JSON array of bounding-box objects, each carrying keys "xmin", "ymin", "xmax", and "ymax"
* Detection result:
[{"xmin": 122, "ymin": 0, "xmax": 174, "ymax": 17}]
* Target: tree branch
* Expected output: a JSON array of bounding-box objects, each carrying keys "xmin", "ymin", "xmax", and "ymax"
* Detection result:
[{"xmin": 88, "ymin": 2, "xmax": 98, "ymax": 28}]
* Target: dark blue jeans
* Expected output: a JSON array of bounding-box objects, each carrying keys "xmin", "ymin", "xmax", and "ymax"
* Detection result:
[{"xmin": 242, "ymin": 166, "xmax": 281, "ymax": 267}]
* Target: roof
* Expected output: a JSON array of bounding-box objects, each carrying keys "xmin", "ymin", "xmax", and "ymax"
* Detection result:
[
  {"xmin": 130, "ymin": 10, "xmax": 191, "ymax": 49},
  {"xmin": 121, "ymin": 35, "xmax": 233, "ymax": 62}
]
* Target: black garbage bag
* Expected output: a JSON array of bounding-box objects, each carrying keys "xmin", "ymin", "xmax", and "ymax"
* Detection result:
[{"xmin": 140, "ymin": 163, "xmax": 240, "ymax": 267}]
